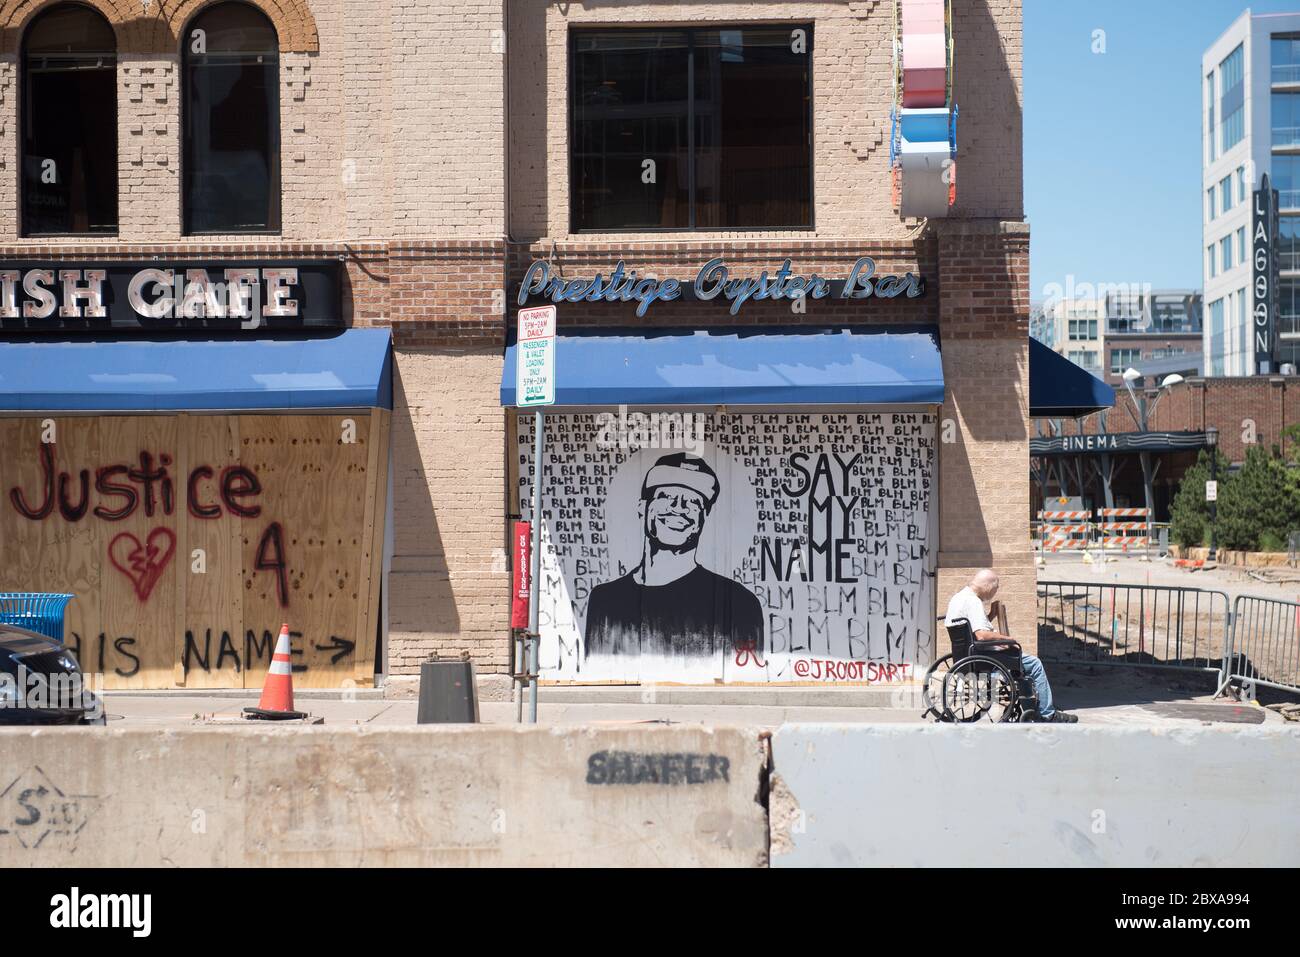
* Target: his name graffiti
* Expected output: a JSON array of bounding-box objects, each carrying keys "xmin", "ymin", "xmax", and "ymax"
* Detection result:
[
  {"xmin": 66, "ymin": 632, "xmax": 141, "ymax": 678},
  {"xmin": 181, "ymin": 627, "xmax": 355, "ymax": 676},
  {"xmin": 63, "ymin": 626, "xmax": 355, "ymax": 678},
  {"xmin": 7, "ymin": 443, "xmax": 289, "ymax": 607}
]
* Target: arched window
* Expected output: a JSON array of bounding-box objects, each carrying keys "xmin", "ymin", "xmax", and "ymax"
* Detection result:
[
  {"xmin": 183, "ymin": 2, "xmax": 280, "ymax": 234},
  {"xmin": 21, "ymin": 3, "xmax": 118, "ymax": 235}
]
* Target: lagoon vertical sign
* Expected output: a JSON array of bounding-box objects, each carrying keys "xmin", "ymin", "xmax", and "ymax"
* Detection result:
[{"xmin": 1253, "ymin": 174, "xmax": 1280, "ymax": 374}]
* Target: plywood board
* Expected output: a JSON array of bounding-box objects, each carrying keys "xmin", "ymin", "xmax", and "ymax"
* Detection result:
[
  {"xmin": 238, "ymin": 414, "xmax": 374, "ymax": 690},
  {"xmin": 352, "ymin": 409, "xmax": 390, "ymax": 687},
  {"xmin": 178, "ymin": 415, "xmax": 246, "ymax": 689},
  {"xmin": 0, "ymin": 413, "xmax": 385, "ymax": 689}
]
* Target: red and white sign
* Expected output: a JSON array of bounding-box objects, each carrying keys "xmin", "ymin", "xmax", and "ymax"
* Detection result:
[{"xmin": 516, "ymin": 305, "xmax": 556, "ymax": 407}]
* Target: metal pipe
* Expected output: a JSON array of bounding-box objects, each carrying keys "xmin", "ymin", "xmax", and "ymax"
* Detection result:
[{"xmin": 528, "ymin": 410, "xmax": 544, "ymax": 723}]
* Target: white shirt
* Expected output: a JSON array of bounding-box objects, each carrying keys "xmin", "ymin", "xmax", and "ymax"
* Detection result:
[{"xmin": 945, "ymin": 586, "xmax": 993, "ymax": 633}]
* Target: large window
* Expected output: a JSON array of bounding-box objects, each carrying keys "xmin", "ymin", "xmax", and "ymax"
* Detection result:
[
  {"xmin": 1220, "ymin": 44, "xmax": 1245, "ymax": 153},
  {"xmin": 1273, "ymin": 35, "xmax": 1300, "ymax": 85},
  {"xmin": 1067, "ymin": 319, "xmax": 1097, "ymax": 340},
  {"xmin": 1220, "ymin": 175, "xmax": 1233, "ymax": 213},
  {"xmin": 183, "ymin": 2, "xmax": 280, "ymax": 234},
  {"xmin": 1110, "ymin": 349, "xmax": 1141, "ymax": 376},
  {"xmin": 21, "ymin": 3, "xmax": 117, "ymax": 235},
  {"xmin": 1274, "ymin": 91, "xmax": 1300, "ymax": 147},
  {"xmin": 1281, "ymin": 218, "xmax": 1300, "ymax": 272},
  {"xmin": 1209, "ymin": 298, "xmax": 1225, "ymax": 375},
  {"xmin": 1274, "ymin": 154, "xmax": 1300, "ymax": 209},
  {"xmin": 1067, "ymin": 350, "xmax": 1100, "ymax": 372},
  {"xmin": 1207, "ymin": 74, "xmax": 1216, "ymax": 163},
  {"xmin": 570, "ymin": 26, "xmax": 813, "ymax": 231}
]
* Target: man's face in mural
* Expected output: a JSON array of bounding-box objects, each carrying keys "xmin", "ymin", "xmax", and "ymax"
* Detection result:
[{"xmin": 641, "ymin": 485, "xmax": 708, "ymax": 553}]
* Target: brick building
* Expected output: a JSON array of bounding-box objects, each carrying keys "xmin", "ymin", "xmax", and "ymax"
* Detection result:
[{"xmin": 0, "ymin": 0, "xmax": 1034, "ymax": 692}]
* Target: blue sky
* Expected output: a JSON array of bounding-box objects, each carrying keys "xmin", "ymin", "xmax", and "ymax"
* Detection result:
[{"xmin": 1026, "ymin": 0, "xmax": 1299, "ymax": 301}]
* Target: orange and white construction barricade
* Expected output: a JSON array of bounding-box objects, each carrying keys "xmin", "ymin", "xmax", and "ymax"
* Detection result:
[
  {"xmin": 1036, "ymin": 511, "xmax": 1094, "ymax": 564},
  {"xmin": 1094, "ymin": 508, "xmax": 1152, "ymax": 560}
]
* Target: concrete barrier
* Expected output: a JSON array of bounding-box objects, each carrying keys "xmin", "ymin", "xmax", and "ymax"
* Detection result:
[
  {"xmin": 0, "ymin": 726, "xmax": 768, "ymax": 867},
  {"xmin": 769, "ymin": 724, "xmax": 1300, "ymax": 867}
]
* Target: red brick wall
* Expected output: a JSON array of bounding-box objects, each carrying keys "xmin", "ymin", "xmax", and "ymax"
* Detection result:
[{"xmin": 1061, "ymin": 376, "xmax": 1300, "ymax": 465}]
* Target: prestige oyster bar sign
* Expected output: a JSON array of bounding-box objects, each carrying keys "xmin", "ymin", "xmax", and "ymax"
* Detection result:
[
  {"xmin": 518, "ymin": 257, "xmax": 927, "ymax": 317},
  {"xmin": 0, "ymin": 260, "xmax": 342, "ymax": 331}
]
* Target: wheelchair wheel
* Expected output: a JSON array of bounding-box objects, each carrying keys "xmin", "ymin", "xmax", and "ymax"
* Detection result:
[
  {"xmin": 941, "ymin": 656, "xmax": 1019, "ymax": 723},
  {"xmin": 920, "ymin": 654, "xmax": 955, "ymax": 720}
]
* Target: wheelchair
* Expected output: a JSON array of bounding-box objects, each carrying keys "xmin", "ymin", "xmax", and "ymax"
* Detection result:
[{"xmin": 922, "ymin": 618, "xmax": 1041, "ymax": 723}]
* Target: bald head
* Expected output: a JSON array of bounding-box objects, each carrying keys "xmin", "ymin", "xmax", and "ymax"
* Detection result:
[{"xmin": 970, "ymin": 569, "xmax": 1000, "ymax": 601}]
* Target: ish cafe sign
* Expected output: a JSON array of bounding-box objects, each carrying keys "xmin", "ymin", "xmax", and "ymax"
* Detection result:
[{"xmin": 0, "ymin": 260, "xmax": 341, "ymax": 331}]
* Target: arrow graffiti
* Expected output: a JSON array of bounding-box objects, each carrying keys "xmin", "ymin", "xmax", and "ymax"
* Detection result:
[{"xmin": 313, "ymin": 635, "xmax": 356, "ymax": 666}]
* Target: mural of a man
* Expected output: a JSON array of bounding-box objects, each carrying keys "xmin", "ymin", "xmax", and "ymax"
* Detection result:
[{"xmin": 584, "ymin": 452, "xmax": 764, "ymax": 659}]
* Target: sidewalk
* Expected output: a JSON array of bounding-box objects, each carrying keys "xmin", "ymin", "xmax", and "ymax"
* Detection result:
[{"xmin": 98, "ymin": 663, "xmax": 1281, "ymax": 729}]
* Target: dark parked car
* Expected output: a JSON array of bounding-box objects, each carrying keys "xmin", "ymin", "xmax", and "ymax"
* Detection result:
[{"xmin": 0, "ymin": 623, "xmax": 104, "ymax": 725}]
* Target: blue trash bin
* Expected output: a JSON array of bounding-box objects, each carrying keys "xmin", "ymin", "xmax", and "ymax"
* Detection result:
[{"xmin": 0, "ymin": 593, "xmax": 74, "ymax": 641}]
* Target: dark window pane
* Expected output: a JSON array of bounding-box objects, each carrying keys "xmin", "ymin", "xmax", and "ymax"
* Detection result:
[
  {"xmin": 572, "ymin": 31, "xmax": 691, "ymax": 230},
  {"xmin": 570, "ymin": 26, "xmax": 811, "ymax": 231},
  {"xmin": 22, "ymin": 4, "xmax": 117, "ymax": 235},
  {"xmin": 694, "ymin": 28, "xmax": 811, "ymax": 229},
  {"xmin": 184, "ymin": 2, "xmax": 280, "ymax": 233}
]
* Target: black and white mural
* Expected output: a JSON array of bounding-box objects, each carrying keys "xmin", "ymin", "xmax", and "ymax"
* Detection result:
[{"xmin": 518, "ymin": 411, "xmax": 936, "ymax": 684}]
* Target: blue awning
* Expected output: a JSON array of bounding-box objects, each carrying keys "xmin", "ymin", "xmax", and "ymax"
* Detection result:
[
  {"xmin": 501, "ymin": 326, "xmax": 944, "ymax": 407},
  {"xmin": 1029, "ymin": 337, "xmax": 1114, "ymax": 418},
  {"xmin": 0, "ymin": 329, "xmax": 392, "ymax": 411}
]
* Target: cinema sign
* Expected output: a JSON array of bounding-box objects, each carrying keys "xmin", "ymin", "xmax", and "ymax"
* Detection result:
[{"xmin": 0, "ymin": 260, "xmax": 342, "ymax": 332}]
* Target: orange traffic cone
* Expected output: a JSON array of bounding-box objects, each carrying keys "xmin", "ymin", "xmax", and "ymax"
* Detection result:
[{"xmin": 243, "ymin": 624, "xmax": 308, "ymax": 720}]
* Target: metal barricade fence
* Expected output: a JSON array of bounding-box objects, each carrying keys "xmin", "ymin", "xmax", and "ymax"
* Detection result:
[
  {"xmin": 1225, "ymin": 595, "xmax": 1300, "ymax": 696},
  {"xmin": 1037, "ymin": 581, "xmax": 1231, "ymax": 680}
]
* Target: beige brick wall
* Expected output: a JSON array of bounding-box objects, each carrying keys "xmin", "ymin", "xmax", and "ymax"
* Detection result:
[
  {"xmin": 0, "ymin": 0, "xmax": 505, "ymax": 242},
  {"xmin": 937, "ymin": 336, "xmax": 1036, "ymax": 652},
  {"xmin": 0, "ymin": 0, "xmax": 1032, "ymax": 681},
  {"xmin": 508, "ymin": 0, "xmax": 1023, "ymax": 242},
  {"xmin": 389, "ymin": 348, "xmax": 510, "ymax": 674}
]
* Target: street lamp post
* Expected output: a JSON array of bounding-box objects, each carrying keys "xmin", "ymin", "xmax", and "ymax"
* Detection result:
[
  {"xmin": 1206, "ymin": 426, "xmax": 1219, "ymax": 562},
  {"xmin": 1120, "ymin": 369, "xmax": 1185, "ymax": 517}
]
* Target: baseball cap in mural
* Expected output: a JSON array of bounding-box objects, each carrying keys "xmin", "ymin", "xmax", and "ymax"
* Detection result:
[{"xmin": 641, "ymin": 453, "xmax": 720, "ymax": 509}]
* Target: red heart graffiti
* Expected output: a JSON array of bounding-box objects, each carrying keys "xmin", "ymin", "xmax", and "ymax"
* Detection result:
[{"xmin": 109, "ymin": 528, "xmax": 177, "ymax": 602}]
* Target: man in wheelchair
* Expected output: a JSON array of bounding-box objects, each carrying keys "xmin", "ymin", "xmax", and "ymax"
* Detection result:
[{"xmin": 936, "ymin": 569, "xmax": 1078, "ymax": 724}]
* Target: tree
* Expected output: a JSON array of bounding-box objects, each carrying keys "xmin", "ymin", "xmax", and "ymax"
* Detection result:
[
  {"xmin": 1215, "ymin": 445, "xmax": 1300, "ymax": 552},
  {"xmin": 1169, "ymin": 451, "xmax": 1212, "ymax": 548}
]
